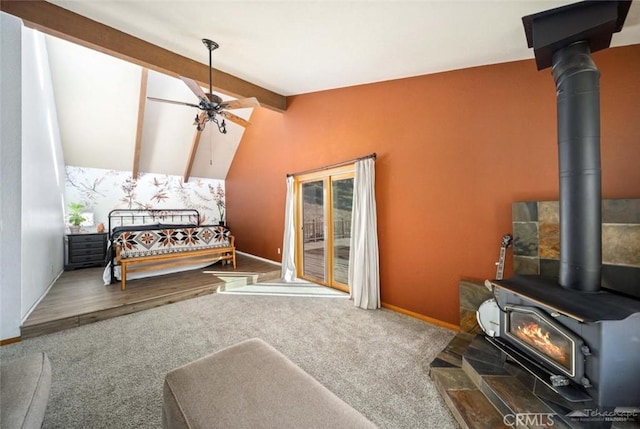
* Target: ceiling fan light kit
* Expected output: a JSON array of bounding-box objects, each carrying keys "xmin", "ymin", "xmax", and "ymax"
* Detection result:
[{"xmin": 148, "ymin": 38, "xmax": 260, "ymax": 134}]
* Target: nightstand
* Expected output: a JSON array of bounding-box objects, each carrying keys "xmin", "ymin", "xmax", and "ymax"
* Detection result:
[{"xmin": 64, "ymin": 232, "xmax": 107, "ymax": 270}]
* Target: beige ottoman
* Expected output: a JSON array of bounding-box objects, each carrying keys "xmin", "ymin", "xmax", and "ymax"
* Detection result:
[{"xmin": 162, "ymin": 338, "xmax": 376, "ymax": 429}]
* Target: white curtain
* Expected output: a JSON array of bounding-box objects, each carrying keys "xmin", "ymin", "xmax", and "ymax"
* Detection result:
[
  {"xmin": 348, "ymin": 158, "xmax": 380, "ymax": 309},
  {"xmin": 281, "ymin": 176, "xmax": 297, "ymax": 282}
]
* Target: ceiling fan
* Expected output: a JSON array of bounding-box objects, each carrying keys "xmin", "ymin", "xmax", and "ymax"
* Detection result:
[{"xmin": 147, "ymin": 38, "xmax": 259, "ymax": 134}]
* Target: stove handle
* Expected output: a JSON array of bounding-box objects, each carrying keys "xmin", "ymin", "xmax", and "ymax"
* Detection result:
[{"xmin": 550, "ymin": 375, "xmax": 570, "ymax": 387}]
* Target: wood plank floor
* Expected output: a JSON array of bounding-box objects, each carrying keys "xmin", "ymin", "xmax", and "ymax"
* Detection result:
[
  {"xmin": 302, "ymin": 243, "xmax": 350, "ymax": 283},
  {"xmin": 21, "ymin": 253, "xmax": 281, "ymax": 339}
]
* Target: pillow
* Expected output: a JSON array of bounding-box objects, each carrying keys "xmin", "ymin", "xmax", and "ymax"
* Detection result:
[
  {"xmin": 111, "ymin": 224, "xmax": 160, "ymax": 238},
  {"xmin": 158, "ymin": 223, "xmax": 198, "ymax": 230}
]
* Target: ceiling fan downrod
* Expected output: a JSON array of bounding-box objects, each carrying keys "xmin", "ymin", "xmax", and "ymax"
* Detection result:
[{"xmin": 202, "ymin": 38, "xmax": 219, "ymax": 97}]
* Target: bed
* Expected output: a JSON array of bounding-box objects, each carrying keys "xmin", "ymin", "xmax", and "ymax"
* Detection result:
[{"xmin": 104, "ymin": 209, "xmax": 236, "ymax": 290}]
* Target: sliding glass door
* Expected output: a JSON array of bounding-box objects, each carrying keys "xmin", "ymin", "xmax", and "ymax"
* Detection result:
[
  {"xmin": 331, "ymin": 175, "xmax": 353, "ymax": 286},
  {"xmin": 296, "ymin": 167, "xmax": 354, "ymax": 291},
  {"xmin": 301, "ymin": 180, "xmax": 326, "ymax": 281}
]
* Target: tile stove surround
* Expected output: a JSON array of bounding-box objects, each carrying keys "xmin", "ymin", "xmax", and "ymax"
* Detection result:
[{"xmin": 512, "ymin": 199, "xmax": 640, "ymax": 299}]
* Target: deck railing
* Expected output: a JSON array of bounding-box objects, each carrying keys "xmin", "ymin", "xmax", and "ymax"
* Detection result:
[{"xmin": 303, "ymin": 218, "xmax": 351, "ymax": 242}]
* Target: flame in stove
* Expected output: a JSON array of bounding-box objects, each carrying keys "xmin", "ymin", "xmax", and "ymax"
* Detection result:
[{"xmin": 515, "ymin": 322, "xmax": 569, "ymax": 366}]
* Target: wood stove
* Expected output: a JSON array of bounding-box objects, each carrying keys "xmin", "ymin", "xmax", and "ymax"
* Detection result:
[
  {"xmin": 478, "ymin": 0, "xmax": 640, "ymax": 412},
  {"xmin": 485, "ymin": 275, "xmax": 640, "ymax": 408}
]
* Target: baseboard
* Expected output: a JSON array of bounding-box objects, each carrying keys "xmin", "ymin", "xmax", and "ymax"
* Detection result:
[
  {"xmin": 381, "ymin": 302, "xmax": 459, "ymax": 332},
  {"xmin": 0, "ymin": 336, "xmax": 21, "ymax": 346}
]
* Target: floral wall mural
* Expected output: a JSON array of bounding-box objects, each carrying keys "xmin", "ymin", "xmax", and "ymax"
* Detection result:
[{"xmin": 64, "ymin": 166, "xmax": 225, "ymax": 226}]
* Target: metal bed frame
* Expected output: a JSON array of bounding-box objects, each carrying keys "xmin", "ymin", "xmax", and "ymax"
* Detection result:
[{"xmin": 107, "ymin": 209, "xmax": 201, "ymax": 284}]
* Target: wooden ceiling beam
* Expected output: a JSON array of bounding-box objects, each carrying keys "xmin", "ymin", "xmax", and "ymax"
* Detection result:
[
  {"xmin": 132, "ymin": 68, "xmax": 149, "ymax": 178},
  {"xmin": 0, "ymin": 0, "xmax": 286, "ymax": 112}
]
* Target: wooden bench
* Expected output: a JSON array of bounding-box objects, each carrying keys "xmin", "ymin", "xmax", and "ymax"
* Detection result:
[{"xmin": 115, "ymin": 235, "xmax": 235, "ymax": 291}]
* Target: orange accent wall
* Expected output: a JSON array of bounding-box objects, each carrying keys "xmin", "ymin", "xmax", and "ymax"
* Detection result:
[{"xmin": 226, "ymin": 44, "xmax": 640, "ymax": 326}]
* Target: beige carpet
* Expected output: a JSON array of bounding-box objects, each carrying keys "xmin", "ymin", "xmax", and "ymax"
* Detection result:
[{"xmin": 0, "ymin": 292, "xmax": 457, "ymax": 429}]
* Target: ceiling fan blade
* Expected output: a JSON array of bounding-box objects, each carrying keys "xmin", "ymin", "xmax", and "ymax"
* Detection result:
[
  {"xmin": 220, "ymin": 111, "xmax": 251, "ymax": 128},
  {"xmin": 221, "ymin": 97, "xmax": 260, "ymax": 110},
  {"xmin": 147, "ymin": 96, "xmax": 201, "ymax": 109},
  {"xmin": 179, "ymin": 76, "xmax": 209, "ymax": 105}
]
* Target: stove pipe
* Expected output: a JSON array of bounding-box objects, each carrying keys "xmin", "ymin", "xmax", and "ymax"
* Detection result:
[
  {"xmin": 552, "ymin": 42, "xmax": 601, "ymax": 293},
  {"xmin": 522, "ymin": 0, "xmax": 632, "ymax": 293}
]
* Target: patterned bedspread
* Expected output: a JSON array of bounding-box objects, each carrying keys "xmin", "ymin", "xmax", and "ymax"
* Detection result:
[{"xmin": 115, "ymin": 225, "xmax": 231, "ymax": 259}]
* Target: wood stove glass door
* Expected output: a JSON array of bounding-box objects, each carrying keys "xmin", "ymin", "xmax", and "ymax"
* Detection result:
[{"xmin": 506, "ymin": 307, "xmax": 575, "ymax": 376}]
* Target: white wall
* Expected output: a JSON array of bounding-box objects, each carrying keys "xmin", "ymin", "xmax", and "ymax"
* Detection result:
[
  {"xmin": 21, "ymin": 29, "xmax": 67, "ymax": 320},
  {"xmin": 45, "ymin": 36, "xmax": 141, "ymax": 172},
  {"xmin": 1, "ymin": 12, "xmax": 24, "ymax": 341},
  {"xmin": 0, "ymin": 14, "xmax": 66, "ymax": 341}
]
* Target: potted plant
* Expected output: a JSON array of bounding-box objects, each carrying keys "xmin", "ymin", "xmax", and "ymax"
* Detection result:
[{"xmin": 67, "ymin": 202, "xmax": 86, "ymax": 233}]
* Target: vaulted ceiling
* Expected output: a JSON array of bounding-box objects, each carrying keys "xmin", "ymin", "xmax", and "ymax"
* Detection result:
[
  {"xmin": 45, "ymin": 35, "xmax": 251, "ymax": 180},
  {"xmin": 5, "ymin": 1, "xmax": 640, "ymax": 180}
]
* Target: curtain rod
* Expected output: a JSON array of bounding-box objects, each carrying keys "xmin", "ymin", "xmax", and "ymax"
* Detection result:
[{"xmin": 286, "ymin": 152, "xmax": 376, "ymax": 177}]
